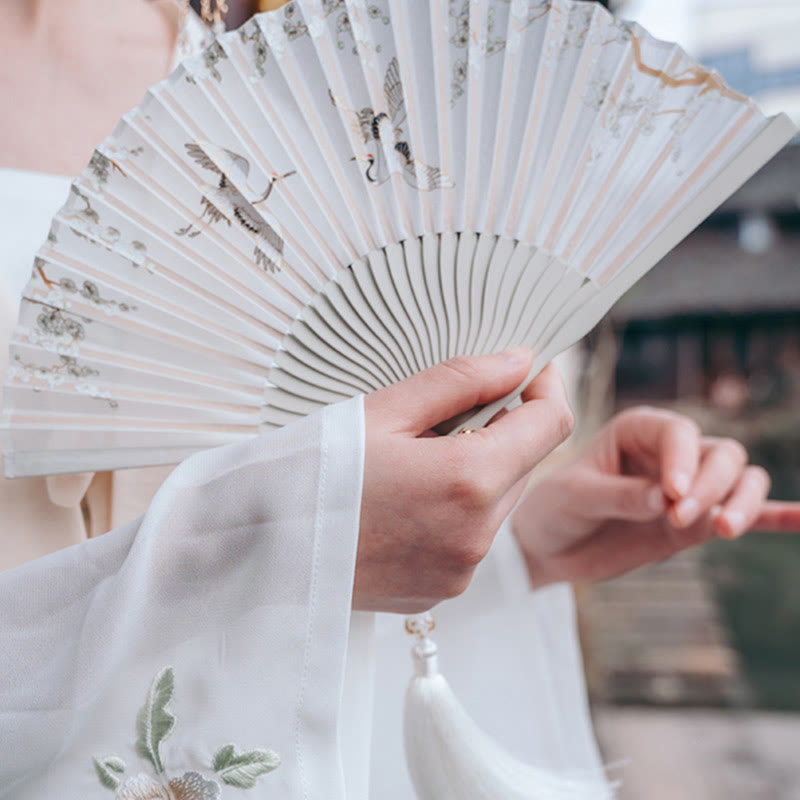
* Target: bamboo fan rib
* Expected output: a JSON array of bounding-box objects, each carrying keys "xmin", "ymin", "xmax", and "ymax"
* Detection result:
[{"xmin": 2, "ymin": 0, "xmax": 796, "ymax": 477}]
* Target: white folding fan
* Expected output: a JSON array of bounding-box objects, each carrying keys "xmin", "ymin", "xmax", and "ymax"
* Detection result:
[
  {"xmin": 3, "ymin": 0, "xmax": 795, "ymax": 477},
  {"xmin": 1, "ymin": 0, "xmax": 796, "ymax": 797}
]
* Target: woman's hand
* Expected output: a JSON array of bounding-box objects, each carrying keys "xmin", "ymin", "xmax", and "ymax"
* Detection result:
[
  {"xmin": 512, "ymin": 406, "xmax": 800, "ymax": 589},
  {"xmin": 355, "ymin": 351, "xmax": 575, "ymax": 613}
]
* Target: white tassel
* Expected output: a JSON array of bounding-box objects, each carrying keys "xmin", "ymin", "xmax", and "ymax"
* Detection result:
[{"xmin": 403, "ymin": 615, "xmax": 617, "ymax": 800}]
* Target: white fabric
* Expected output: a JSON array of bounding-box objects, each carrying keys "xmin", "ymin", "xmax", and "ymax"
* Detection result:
[
  {"xmin": 0, "ymin": 167, "xmax": 605, "ymax": 798},
  {"xmin": 0, "ymin": 396, "xmax": 366, "ymax": 798},
  {"xmin": 370, "ymin": 522, "xmax": 606, "ymax": 799}
]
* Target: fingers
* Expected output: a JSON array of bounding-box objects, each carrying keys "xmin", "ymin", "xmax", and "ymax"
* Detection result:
[
  {"xmin": 567, "ymin": 471, "xmax": 667, "ymax": 523},
  {"xmin": 668, "ymin": 437, "xmax": 747, "ymax": 528},
  {"xmin": 656, "ymin": 416, "xmax": 703, "ymax": 500},
  {"xmin": 366, "ymin": 348, "xmax": 533, "ymax": 434},
  {"xmin": 519, "ymin": 361, "xmax": 568, "ymax": 404},
  {"xmin": 611, "ymin": 408, "xmax": 702, "ymax": 500},
  {"xmin": 714, "ymin": 465, "xmax": 771, "ymax": 539},
  {"xmin": 753, "ymin": 501, "xmax": 800, "ymax": 533},
  {"xmin": 540, "ymin": 512, "xmax": 718, "ymax": 586},
  {"xmin": 478, "ymin": 363, "xmax": 575, "ymax": 486},
  {"xmin": 510, "ymin": 470, "xmax": 668, "ymax": 562}
]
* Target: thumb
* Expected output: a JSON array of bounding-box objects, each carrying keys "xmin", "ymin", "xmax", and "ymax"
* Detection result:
[
  {"xmin": 366, "ymin": 348, "xmax": 532, "ymax": 434},
  {"xmin": 573, "ymin": 471, "xmax": 667, "ymax": 522}
]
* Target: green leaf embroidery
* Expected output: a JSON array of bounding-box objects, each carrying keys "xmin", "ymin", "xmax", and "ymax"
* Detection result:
[
  {"xmin": 135, "ymin": 666, "xmax": 176, "ymax": 774},
  {"xmin": 92, "ymin": 756, "xmax": 126, "ymax": 790},
  {"xmin": 212, "ymin": 744, "xmax": 235, "ymax": 772},
  {"xmin": 212, "ymin": 745, "xmax": 282, "ymax": 789},
  {"xmin": 93, "ymin": 667, "xmax": 281, "ymax": 793}
]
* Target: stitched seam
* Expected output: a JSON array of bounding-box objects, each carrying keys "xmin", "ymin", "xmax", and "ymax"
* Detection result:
[{"xmin": 295, "ymin": 410, "xmax": 328, "ymax": 800}]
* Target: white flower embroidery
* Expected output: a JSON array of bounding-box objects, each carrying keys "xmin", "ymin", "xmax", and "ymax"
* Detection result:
[{"xmin": 115, "ymin": 772, "xmax": 220, "ymax": 800}]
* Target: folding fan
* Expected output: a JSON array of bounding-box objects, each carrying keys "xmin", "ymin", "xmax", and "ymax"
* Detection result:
[
  {"xmin": 3, "ymin": 2, "xmax": 797, "ymax": 797},
  {"xmin": 2, "ymin": 0, "xmax": 795, "ymax": 477}
]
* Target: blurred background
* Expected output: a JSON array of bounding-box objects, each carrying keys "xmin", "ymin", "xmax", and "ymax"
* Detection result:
[
  {"xmin": 214, "ymin": 0, "xmax": 800, "ymax": 796},
  {"xmin": 578, "ymin": 1, "xmax": 800, "ymax": 798}
]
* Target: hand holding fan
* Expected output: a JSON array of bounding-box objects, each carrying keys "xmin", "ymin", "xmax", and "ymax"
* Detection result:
[{"xmin": 2, "ymin": 1, "xmax": 796, "ymax": 797}]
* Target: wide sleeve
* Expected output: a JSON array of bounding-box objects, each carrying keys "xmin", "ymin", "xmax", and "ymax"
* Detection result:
[{"xmin": 0, "ymin": 396, "xmax": 365, "ymax": 800}]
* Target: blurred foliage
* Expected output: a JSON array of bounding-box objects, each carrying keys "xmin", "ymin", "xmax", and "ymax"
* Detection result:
[
  {"xmin": 702, "ymin": 415, "xmax": 800, "ymax": 710},
  {"xmin": 704, "ymin": 534, "xmax": 800, "ymax": 710}
]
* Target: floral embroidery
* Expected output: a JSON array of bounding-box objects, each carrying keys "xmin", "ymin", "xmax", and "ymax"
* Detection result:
[
  {"xmin": 128, "ymin": 240, "xmax": 156, "ymax": 272},
  {"xmin": 449, "ymin": 0, "xmax": 469, "ymax": 48},
  {"xmin": 582, "ymin": 70, "xmax": 611, "ymax": 113},
  {"xmin": 451, "ymin": 58, "xmax": 467, "ymax": 105},
  {"xmin": 72, "ymin": 278, "xmax": 133, "ymax": 311},
  {"xmin": 557, "ymin": 3, "xmax": 594, "ymax": 53},
  {"xmin": 9, "ymin": 353, "xmax": 117, "ymax": 408},
  {"xmin": 334, "ymin": 9, "xmax": 352, "ymax": 51},
  {"xmin": 33, "ymin": 260, "xmax": 138, "ymax": 316},
  {"xmin": 365, "ymin": 3, "xmax": 389, "ymax": 26},
  {"xmin": 210, "ymin": 745, "xmax": 281, "ymax": 789},
  {"xmin": 62, "ymin": 189, "xmax": 98, "ymax": 237},
  {"xmin": 584, "ymin": 27, "xmax": 709, "ymax": 173},
  {"xmin": 449, "ymin": 0, "xmax": 518, "ymax": 104},
  {"xmin": 94, "ymin": 757, "xmax": 127, "ymax": 790},
  {"xmin": 35, "ymin": 308, "xmax": 86, "ymax": 344},
  {"xmin": 449, "ymin": 0, "xmax": 469, "ymax": 103},
  {"xmin": 23, "ymin": 303, "xmax": 90, "ymax": 357},
  {"xmin": 87, "ymin": 147, "xmax": 144, "ymax": 191},
  {"xmin": 282, "ymin": 3, "xmax": 309, "ymax": 41},
  {"xmin": 448, "ymin": 1, "xmax": 583, "ymax": 105},
  {"xmin": 238, "ymin": 20, "xmax": 269, "ymax": 77},
  {"xmin": 14, "ymin": 353, "xmax": 96, "ymax": 383},
  {"xmin": 316, "ymin": 0, "xmax": 388, "ymax": 54},
  {"xmin": 187, "ymin": 40, "xmax": 228, "ymax": 83},
  {"xmin": 114, "ymin": 771, "xmax": 220, "ymax": 799},
  {"xmin": 203, "ymin": 41, "xmax": 228, "ymax": 82},
  {"xmin": 519, "ymin": 0, "xmax": 554, "ymax": 28},
  {"xmin": 485, "ymin": 7, "xmax": 508, "ymax": 57},
  {"xmin": 61, "ymin": 190, "xmax": 157, "ymax": 272},
  {"xmin": 88, "ymin": 152, "xmax": 124, "ymax": 188},
  {"xmin": 93, "ymin": 667, "xmax": 280, "ymax": 797},
  {"xmin": 320, "ymin": 0, "xmax": 346, "ymax": 14}
]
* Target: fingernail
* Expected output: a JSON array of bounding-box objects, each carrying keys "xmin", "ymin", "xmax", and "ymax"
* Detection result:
[
  {"xmin": 709, "ymin": 504, "xmax": 723, "ymax": 520},
  {"xmin": 671, "ymin": 471, "xmax": 691, "ymax": 497},
  {"xmin": 499, "ymin": 346, "xmax": 531, "ymax": 367},
  {"xmin": 674, "ymin": 497, "xmax": 699, "ymax": 527},
  {"xmin": 647, "ymin": 486, "xmax": 666, "ymax": 513},
  {"xmin": 722, "ymin": 510, "xmax": 746, "ymax": 538}
]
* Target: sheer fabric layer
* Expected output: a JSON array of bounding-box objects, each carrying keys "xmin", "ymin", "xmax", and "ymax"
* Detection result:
[{"xmin": 0, "ymin": 396, "xmax": 365, "ymax": 799}]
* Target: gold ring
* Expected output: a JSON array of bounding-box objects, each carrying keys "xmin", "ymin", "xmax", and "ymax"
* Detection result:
[{"xmin": 458, "ymin": 427, "xmax": 476, "ymax": 435}]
